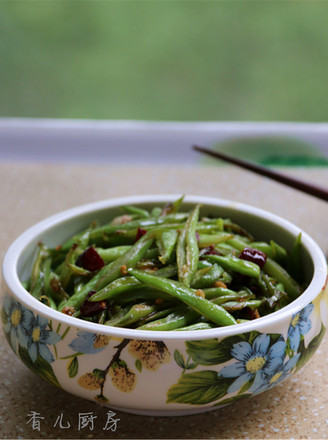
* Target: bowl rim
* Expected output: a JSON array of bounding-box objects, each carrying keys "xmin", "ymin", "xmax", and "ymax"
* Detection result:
[{"xmin": 2, "ymin": 194, "xmax": 327, "ymax": 341}]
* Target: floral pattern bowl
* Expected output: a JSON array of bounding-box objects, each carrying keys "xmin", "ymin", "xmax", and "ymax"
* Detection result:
[{"xmin": 2, "ymin": 195, "xmax": 327, "ymax": 416}]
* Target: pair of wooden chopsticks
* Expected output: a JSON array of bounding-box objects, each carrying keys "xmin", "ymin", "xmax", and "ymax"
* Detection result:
[{"xmin": 193, "ymin": 145, "xmax": 328, "ymax": 203}]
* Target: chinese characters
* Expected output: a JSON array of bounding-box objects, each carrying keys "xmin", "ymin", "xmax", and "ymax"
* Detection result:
[{"xmin": 26, "ymin": 410, "xmax": 120, "ymax": 432}]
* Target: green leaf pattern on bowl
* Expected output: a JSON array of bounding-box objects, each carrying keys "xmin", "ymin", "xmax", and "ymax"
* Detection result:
[
  {"xmin": 168, "ymin": 299, "xmax": 326, "ymax": 407},
  {"xmin": 1, "ymin": 281, "xmax": 327, "ymax": 409}
]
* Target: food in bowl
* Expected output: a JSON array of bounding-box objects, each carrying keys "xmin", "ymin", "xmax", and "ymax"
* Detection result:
[
  {"xmin": 2, "ymin": 195, "xmax": 327, "ymax": 415},
  {"xmin": 24, "ymin": 196, "xmax": 305, "ymax": 330}
]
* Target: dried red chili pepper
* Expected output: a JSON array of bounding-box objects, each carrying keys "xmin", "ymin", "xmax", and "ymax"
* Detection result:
[
  {"xmin": 80, "ymin": 291, "xmax": 107, "ymax": 317},
  {"xmin": 135, "ymin": 228, "xmax": 147, "ymax": 242},
  {"xmin": 239, "ymin": 247, "xmax": 267, "ymax": 269},
  {"xmin": 76, "ymin": 247, "xmax": 105, "ymax": 272}
]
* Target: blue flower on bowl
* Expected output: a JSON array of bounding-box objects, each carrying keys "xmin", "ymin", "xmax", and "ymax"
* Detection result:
[
  {"xmin": 287, "ymin": 303, "xmax": 314, "ymax": 351},
  {"xmin": 251, "ymin": 351, "xmax": 300, "ymax": 394},
  {"xmin": 69, "ymin": 331, "xmax": 110, "ymax": 354},
  {"xmin": 22, "ymin": 313, "xmax": 61, "ymax": 363},
  {"xmin": 2, "ymin": 295, "xmax": 32, "ymax": 352},
  {"xmin": 2, "ymin": 294, "xmax": 61, "ymax": 363},
  {"xmin": 218, "ymin": 334, "xmax": 286, "ymax": 394}
]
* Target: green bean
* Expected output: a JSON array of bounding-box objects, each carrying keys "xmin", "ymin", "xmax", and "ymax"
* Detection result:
[
  {"xmin": 30, "ymin": 252, "xmax": 53, "ymax": 299},
  {"xmin": 287, "ymin": 233, "xmax": 304, "ymax": 282},
  {"xmin": 211, "ymin": 294, "xmax": 255, "ymax": 305},
  {"xmin": 30, "ymin": 243, "xmax": 49, "ymax": 293},
  {"xmin": 96, "ymin": 246, "xmax": 132, "ymax": 263},
  {"xmin": 90, "ymin": 276, "xmax": 144, "ymax": 301},
  {"xmin": 191, "ymin": 264, "xmax": 224, "ymax": 289},
  {"xmin": 58, "ymin": 262, "xmax": 112, "ymax": 310},
  {"xmin": 96, "ymin": 242, "xmax": 158, "ymax": 264},
  {"xmin": 59, "ymin": 244, "xmax": 82, "ymax": 289},
  {"xmin": 157, "ymin": 230, "xmax": 178, "ymax": 264},
  {"xmin": 276, "ymin": 282, "xmax": 285, "ymax": 291},
  {"xmin": 176, "ymin": 218, "xmax": 190, "ymax": 285},
  {"xmin": 175, "ymin": 322, "xmax": 215, "ymax": 331},
  {"xmin": 95, "ymin": 221, "xmax": 231, "ymax": 238},
  {"xmin": 105, "ymin": 303, "xmax": 157, "ymax": 327},
  {"xmin": 134, "ymin": 305, "xmax": 178, "ymax": 326},
  {"xmin": 59, "ymin": 232, "xmax": 154, "ymax": 311},
  {"xmin": 151, "ymin": 207, "xmax": 163, "ymax": 217},
  {"xmin": 98, "ymin": 309, "xmax": 107, "ymax": 324},
  {"xmin": 112, "ymin": 289, "xmax": 176, "ymax": 305},
  {"xmin": 129, "ymin": 269, "xmax": 237, "ymax": 326},
  {"xmin": 263, "ymin": 258, "xmax": 302, "ymax": 299},
  {"xmin": 191, "ymin": 266, "xmax": 210, "ymax": 284},
  {"xmin": 99, "ymin": 230, "xmax": 141, "ymax": 246},
  {"xmin": 259, "ymin": 290, "xmax": 290, "ymax": 314},
  {"xmin": 73, "ymin": 280, "xmax": 85, "ymax": 296},
  {"xmin": 137, "ymin": 306, "xmax": 198, "ymax": 331},
  {"xmin": 96, "ymin": 232, "xmax": 155, "ymax": 289},
  {"xmin": 160, "ymin": 195, "xmax": 185, "ymax": 216},
  {"xmin": 42, "ymin": 257, "xmax": 52, "ymax": 295},
  {"xmin": 255, "ymin": 273, "xmax": 271, "ymax": 297},
  {"xmin": 122, "ymin": 205, "xmax": 150, "ymax": 218},
  {"xmin": 155, "ymin": 264, "xmax": 178, "ymax": 278},
  {"xmin": 171, "ymin": 195, "xmax": 185, "ymax": 213},
  {"xmin": 66, "ymin": 263, "xmax": 91, "ymax": 277},
  {"xmin": 205, "ymin": 254, "xmax": 261, "ymax": 278},
  {"xmin": 79, "ymin": 221, "xmax": 98, "ymax": 248},
  {"xmin": 90, "ymin": 264, "xmax": 178, "ymax": 302},
  {"xmin": 198, "ymin": 233, "xmax": 234, "ymax": 248},
  {"xmin": 27, "ymin": 199, "xmax": 306, "ymax": 330},
  {"xmin": 43, "ymin": 258, "xmax": 70, "ymax": 303},
  {"xmin": 48, "ymin": 274, "xmax": 70, "ymax": 301},
  {"xmin": 89, "ymin": 213, "xmax": 189, "ymax": 241},
  {"xmin": 214, "ymin": 243, "xmax": 239, "ymax": 256},
  {"xmin": 202, "ymin": 286, "xmax": 241, "ymax": 299},
  {"xmin": 207, "ymin": 287, "xmax": 255, "ymax": 301},
  {"xmin": 221, "ymin": 299, "xmax": 262, "ymax": 312},
  {"xmin": 197, "ymin": 259, "xmax": 213, "ymax": 269},
  {"xmin": 224, "ymin": 237, "xmax": 247, "ymax": 252},
  {"xmin": 30, "ymin": 274, "xmax": 44, "ymax": 299},
  {"xmin": 260, "ymin": 273, "xmax": 281, "ymax": 297},
  {"xmin": 104, "ymin": 305, "xmax": 126, "ymax": 326},
  {"xmin": 177, "ymin": 205, "xmax": 200, "ymax": 287},
  {"xmin": 185, "ymin": 205, "xmax": 200, "ymax": 285},
  {"xmin": 260, "ymin": 240, "xmax": 287, "ymax": 263},
  {"xmin": 200, "ymin": 217, "xmax": 225, "ymax": 231}
]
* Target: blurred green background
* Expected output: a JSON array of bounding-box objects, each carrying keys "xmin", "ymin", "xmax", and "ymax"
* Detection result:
[{"xmin": 1, "ymin": 1, "xmax": 328, "ymax": 122}]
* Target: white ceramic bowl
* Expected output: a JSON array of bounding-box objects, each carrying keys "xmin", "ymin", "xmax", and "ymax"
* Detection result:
[{"xmin": 2, "ymin": 195, "xmax": 328, "ymax": 416}]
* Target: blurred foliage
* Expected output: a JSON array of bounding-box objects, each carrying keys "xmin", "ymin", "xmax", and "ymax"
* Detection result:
[
  {"xmin": 210, "ymin": 136, "xmax": 328, "ymax": 167},
  {"xmin": 1, "ymin": 1, "xmax": 328, "ymax": 121}
]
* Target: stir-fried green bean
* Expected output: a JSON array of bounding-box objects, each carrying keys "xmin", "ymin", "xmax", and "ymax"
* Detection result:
[
  {"xmin": 129, "ymin": 269, "xmax": 237, "ymax": 326},
  {"xmin": 136, "ymin": 306, "xmax": 199, "ymax": 331},
  {"xmin": 263, "ymin": 258, "xmax": 302, "ymax": 299},
  {"xmin": 176, "ymin": 204, "xmax": 200, "ymax": 287},
  {"xmin": 24, "ymin": 197, "xmax": 306, "ymax": 329},
  {"xmin": 204, "ymin": 255, "xmax": 261, "ymax": 278}
]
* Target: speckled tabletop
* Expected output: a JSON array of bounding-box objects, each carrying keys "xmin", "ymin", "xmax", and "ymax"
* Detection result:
[{"xmin": 1, "ymin": 162, "xmax": 328, "ymax": 440}]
